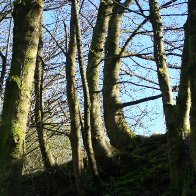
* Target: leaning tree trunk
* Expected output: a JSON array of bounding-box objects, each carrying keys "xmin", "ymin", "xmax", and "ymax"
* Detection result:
[
  {"xmin": 87, "ymin": 0, "xmax": 117, "ymax": 165},
  {"xmin": 189, "ymin": 0, "xmax": 196, "ymax": 173},
  {"xmin": 103, "ymin": 1, "xmax": 134, "ymax": 150},
  {"xmin": 0, "ymin": 1, "xmax": 43, "ymax": 195},
  {"xmin": 72, "ymin": 0, "xmax": 103, "ymax": 193},
  {"xmin": 34, "ymin": 24, "xmax": 55, "ymax": 196},
  {"xmin": 150, "ymin": 0, "xmax": 193, "ymax": 194},
  {"xmin": 66, "ymin": 4, "xmax": 85, "ymax": 194}
]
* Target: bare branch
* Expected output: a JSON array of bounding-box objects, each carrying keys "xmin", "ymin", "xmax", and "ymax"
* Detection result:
[{"xmin": 117, "ymin": 94, "xmax": 162, "ymax": 108}]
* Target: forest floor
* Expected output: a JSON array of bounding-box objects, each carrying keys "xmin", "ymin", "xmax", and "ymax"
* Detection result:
[{"xmin": 22, "ymin": 134, "xmax": 195, "ymax": 196}]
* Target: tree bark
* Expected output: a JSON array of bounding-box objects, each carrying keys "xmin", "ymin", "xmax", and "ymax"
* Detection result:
[
  {"xmin": 0, "ymin": 16, "xmax": 12, "ymax": 97},
  {"xmin": 66, "ymin": 4, "xmax": 85, "ymax": 194},
  {"xmin": 0, "ymin": 51, "xmax": 6, "ymax": 95},
  {"xmin": 72, "ymin": 0, "xmax": 103, "ymax": 193},
  {"xmin": 103, "ymin": 1, "xmax": 134, "ymax": 150},
  {"xmin": 34, "ymin": 24, "xmax": 55, "ymax": 196},
  {"xmin": 0, "ymin": 1, "xmax": 43, "ymax": 195},
  {"xmin": 87, "ymin": 0, "xmax": 117, "ymax": 165},
  {"xmin": 176, "ymin": 22, "xmax": 191, "ymax": 139},
  {"xmin": 0, "ymin": 0, "xmax": 43, "ymax": 196},
  {"xmin": 189, "ymin": 0, "xmax": 196, "ymax": 173},
  {"xmin": 171, "ymin": 21, "xmax": 193, "ymax": 195},
  {"xmin": 150, "ymin": 0, "xmax": 193, "ymax": 194}
]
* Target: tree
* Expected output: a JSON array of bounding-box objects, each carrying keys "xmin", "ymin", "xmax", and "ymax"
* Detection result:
[
  {"xmin": 189, "ymin": 0, "xmax": 196, "ymax": 173},
  {"xmin": 149, "ymin": 0, "xmax": 193, "ymax": 194},
  {"xmin": 86, "ymin": 0, "xmax": 118, "ymax": 168},
  {"xmin": 0, "ymin": 0, "xmax": 43, "ymax": 195},
  {"xmin": 72, "ymin": 0, "xmax": 103, "ymax": 193},
  {"xmin": 34, "ymin": 23, "xmax": 55, "ymax": 195},
  {"xmin": 66, "ymin": 3, "xmax": 85, "ymax": 194},
  {"xmin": 0, "ymin": 0, "xmax": 195, "ymax": 195},
  {"xmin": 103, "ymin": 0, "xmax": 135, "ymax": 150}
]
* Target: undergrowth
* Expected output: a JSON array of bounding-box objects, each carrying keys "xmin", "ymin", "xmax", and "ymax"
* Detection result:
[{"xmin": 22, "ymin": 134, "xmax": 195, "ymax": 195}]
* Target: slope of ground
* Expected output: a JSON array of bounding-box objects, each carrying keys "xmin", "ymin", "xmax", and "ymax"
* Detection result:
[{"xmin": 22, "ymin": 134, "xmax": 195, "ymax": 195}]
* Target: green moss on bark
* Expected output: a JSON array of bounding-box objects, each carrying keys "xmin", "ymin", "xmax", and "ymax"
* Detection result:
[
  {"xmin": 189, "ymin": 0, "xmax": 196, "ymax": 173},
  {"xmin": 0, "ymin": 0, "xmax": 43, "ymax": 195},
  {"xmin": 103, "ymin": 2, "xmax": 134, "ymax": 150},
  {"xmin": 87, "ymin": 0, "xmax": 117, "ymax": 165}
]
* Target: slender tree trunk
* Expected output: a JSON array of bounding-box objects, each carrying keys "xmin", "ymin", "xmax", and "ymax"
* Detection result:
[
  {"xmin": 150, "ymin": 0, "xmax": 193, "ymax": 194},
  {"xmin": 34, "ymin": 24, "xmax": 55, "ymax": 196},
  {"xmin": 176, "ymin": 22, "xmax": 191, "ymax": 139},
  {"xmin": 72, "ymin": 0, "xmax": 103, "ymax": 193},
  {"xmin": 0, "ymin": 16, "xmax": 12, "ymax": 97},
  {"xmin": 189, "ymin": 0, "xmax": 196, "ymax": 173},
  {"xmin": 66, "ymin": 5, "xmax": 85, "ymax": 194},
  {"xmin": 103, "ymin": 1, "xmax": 134, "ymax": 150},
  {"xmin": 87, "ymin": 0, "xmax": 117, "ymax": 165},
  {"xmin": 0, "ymin": 51, "xmax": 6, "ymax": 95},
  {"xmin": 0, "ymin": 1, "xmax": 43, "ymax": 195},
  {"xmin": 173, "ymin": 21, "xmax": 193, "ymax": 195}
]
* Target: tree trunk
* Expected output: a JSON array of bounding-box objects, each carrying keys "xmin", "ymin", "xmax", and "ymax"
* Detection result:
[
  {"xmin": 0, "ymin": 16, "xmax": 12, "ymax": 97},
  {"xmin": 0, "ymin": 1, "xmax": 43, "ymax": 195},
  {"xmin": 72, "ymin": 0, "xmax": 103, "ymax": 193},
  {"xmin": 66, "ymin": 4, "xmax": 85, "ymax": 194},
  {"xmin": 103, "ymin": 1, "xmax": 134, "ymax": 150},
  {"xmin": 87, "ymin": 0, "xmax": 117, "ymax": 165},
  {"xmin": 0, "ymin": 51, "xmax": 6, "ymax": 96},
  {"xmin": 176, "ymin": 22, "xmax": 191, "ymax": 139},
  {"xmin": 150, "ymin": 0, "xmax": 193, "ymax": 194},
  {"xmin": 172, "ymin": 21, "xmax": 193, "ymax": 195},
  {"xmin": 34, "ymin": 24, "xmax": 55, "ymax": 196},
  {"xmin": 189, "ymin": 0, "xmax": 196, "ymax": 173}
]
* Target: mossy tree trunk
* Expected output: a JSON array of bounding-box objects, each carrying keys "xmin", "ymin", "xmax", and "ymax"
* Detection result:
[
  {"xmin": 103, "ymin": 0, "xmax": 134, "ymax": 150},
  {"xmin": 189, "ymin": 0, "xmax": 196, "ymax": 173},
  {"xmin": 0, "ymin": 51, "xmax": 6, "ymax": 96},
  {"xmin": 72, "ymin": 0, "xmax": 103, "ymax": 193},
  {"xmin": 87, "ymin": 0, "xmax": 117, "ymax": 165},
  {"xmin": 176, "ymin": 23, "xmax": 191, "ymax": 140},
  {"xmin": 34, "ymin": 24, "xmax": 55, "ymax": 196},
  {"xmin": 66, "ymin": 4, "xmax": 85, "ymax": 194},
  {"xmin": 150, "ymin": 0, "xmax": 193, "ymax": 194},
  {"xmin": 0, "ymin": 0, "xmax": 43, "ymax": 195},
  {"xmin": 173, "ymin": 22, "xmax": 193, "ymax": 195}
]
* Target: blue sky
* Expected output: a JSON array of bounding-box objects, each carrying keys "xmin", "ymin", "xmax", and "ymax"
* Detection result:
[{"xmin": 41, "ymin": 0, "xmax": 187, "ymax": 136}]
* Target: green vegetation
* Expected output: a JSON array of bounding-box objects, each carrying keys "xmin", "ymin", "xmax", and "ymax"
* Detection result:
[
  {"xmin": 21, "ymin": 134, "xmax": 195, "ymax": 196},
  {"xmin": 0, "ymin": 0, "xmax": 196, "ymax": 195}
]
